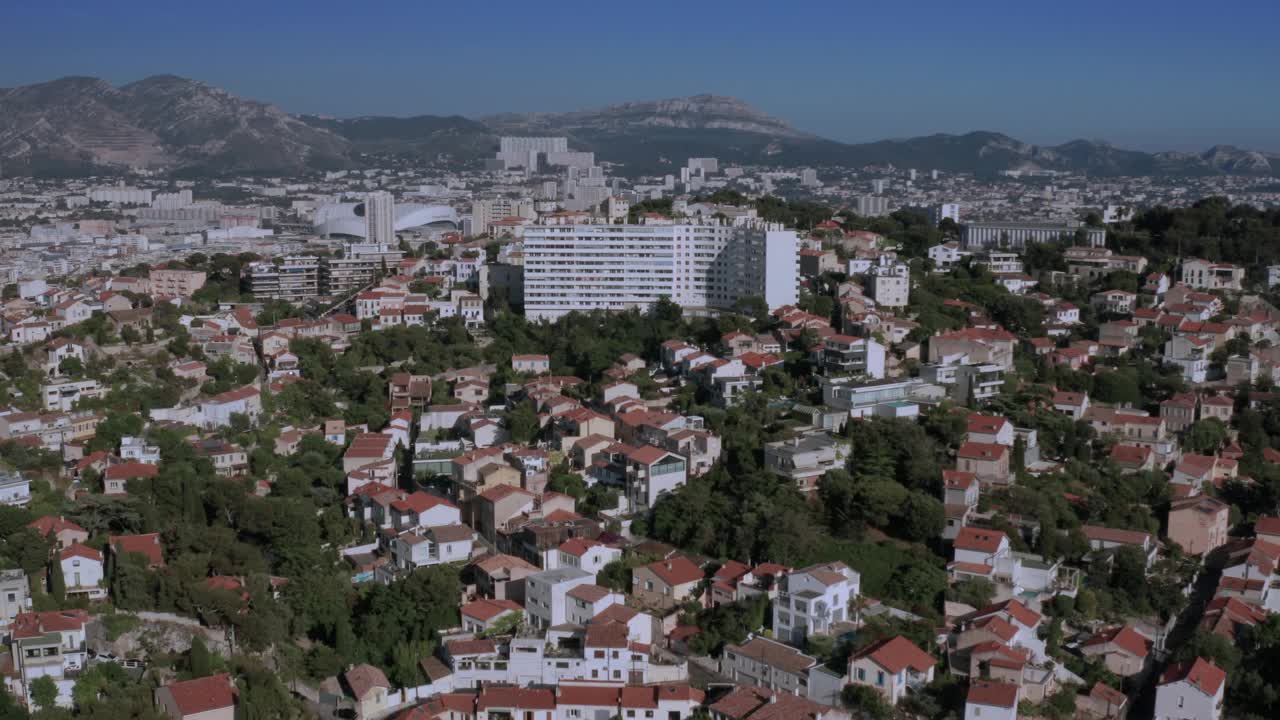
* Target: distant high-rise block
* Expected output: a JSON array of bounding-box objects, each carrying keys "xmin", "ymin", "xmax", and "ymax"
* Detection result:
[{"xmin": 363, "ymin": 191, "xmax": 395, "ymax": 246}]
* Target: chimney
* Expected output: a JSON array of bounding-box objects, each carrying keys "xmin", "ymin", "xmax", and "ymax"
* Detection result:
[{"xmin": 665, "ymin": 562, "xmax": 673, "ymax": 571}]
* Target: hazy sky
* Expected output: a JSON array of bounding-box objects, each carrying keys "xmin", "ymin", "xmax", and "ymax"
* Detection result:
[{"xmin": 5, "ymin": 0, "xmax": 1279, "ymax": 152}]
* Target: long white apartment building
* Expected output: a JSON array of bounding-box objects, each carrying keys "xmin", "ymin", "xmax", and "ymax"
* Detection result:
[{"xmin": 522, "ymin": 222, "xmax": 799, "ymax": 321}]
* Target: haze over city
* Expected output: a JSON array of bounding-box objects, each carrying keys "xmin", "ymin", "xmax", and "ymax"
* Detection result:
[
  {"xmin": 4, "ymin": 0, "xmax": 1279, "ymax": 151},
  {"xmin": 2, "ymin": 4, "xmax": 1280, "ymax": 720}
]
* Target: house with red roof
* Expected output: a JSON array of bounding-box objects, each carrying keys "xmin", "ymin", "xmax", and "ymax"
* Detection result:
[
  {"xmin": 389, "ymin": 491, "xmax": 461, "ymax": 532},
  {"xmin": 718, "ymin": 635, "xmax": 829, "ymax": 703},
  {"xmin": 460, "ymin": 597, "xmax": 523, "ymax": 634},
  {"xmin": 1051, "ymin": 390, "xmax": 1089, "ymax": 419},
  {"xmin": 110, "ymin": 533, "xmax": 165, "ymax": 569},
  {"xmin": 966, "ymin": 415, "xmax": 1014, "ymax": 446},
  {"xmin": 60, "ymin": 543, "xmax": 105, "ymax": 600},
  {"xmin": 1168, "ymin": 495, "xmax": 1230, "ymax": 555},
  {"xmin": 1199, "ymin": 595, "xmax": 1267, "ymax": 642},
  {"xmin": 964, "ymin": 680, "xmax": 1019, "ymax": 720},
  {"xmin": 198, "ymin": 385, "xmax": 262, "ymax": 429},
  {"xmin": 1154, "ymin": 657, "xmax": 1226, "ymax": 720},
  {"xmin": 28, "ymin": 515, "xmax": 88, "ymax": 549},
  {"xmin": 1081, "ymin": 525, "xmax": 1160, "ymax": 568},
  {"xmin": 343, "ymin": 432, "xmax": 398, "ymax": 474},
  {"xmin": 956, "ymin": 442, "xmax": 1010, "ymax": 486},
  {"xmin": 565, "ymin": 583, "xmax": 626, "ymax": 626},
  {"xmin": 772, "ymin": 562, "xmax": 860, "ymax": 646},
  {"xmin": 344, "ymin": 664, "xmax": 391, "ymax": 719},
  {"xmin": 1218, "ymin": 537, "xmax": 1280, "ymax": 612},
  {"xmin": 1080, "ymin": 625, "xmax": 1154, "ymax": 678},
  {"xmin": 155, "ymin": 673, "xmax": 237, "ymax": 720},
  {"xmin": 848, "ymin": 635, "xmax": 937, "ymax": 705},
  {"xmin": 11, "ymin": 609, "xmax": 91, "ymax": 707},
  {"xmin": 708, "ymin": 684, "xmax": 849, "ymax": 720},
  {"xmin": 1109, "ymin": 443, "xmax": 1154, "ymax": 472},
  {"xmin": 590, "ymin": 443, "xmax": 688, "ymax": 512},
  {"xmin": 1076, "ymin": 681, "xmax": 1128, "ymax": 720},
  {"xmin": 631, "ymin": 556, "xmax": 704, "ymax": 610},
  {"xmin": 928, "ymin": 327, "xmax": 1016, "ymax": 371},
  {"xmin": 103, "ymin": 461, "xmax": 159, "ymax": 495},
  {"xmin": 943, "ymin": 470, "xmax": 980, "ymax": 540},
  {"xmin": 552, "ymin": 537, "xmax": 622, "ymax": 576},
  {"xmin": 1256, "ymin": 515, "xmax": 1280, "ymax": 545},
  {"xmin": 951, "ymin": 531, "xmax": 1076, "ymax": 609}
]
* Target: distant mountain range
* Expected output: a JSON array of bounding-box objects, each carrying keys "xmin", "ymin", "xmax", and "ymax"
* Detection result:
[{"xmin": 1, "ymin": 75, "xmax": 1277, "ymax": 178}]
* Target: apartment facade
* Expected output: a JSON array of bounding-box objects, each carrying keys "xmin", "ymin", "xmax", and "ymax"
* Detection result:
[
  {"xmin": 149, "ymin": 269, "xmax": 207, "ymax": 297},
  {"xmin": 246, "ymin": 256, "xmax": 322, "ymax": 302},
  {"xmin": 522, "ymin": 223, "xmax": 799, "ymax": 321},
  {"xmin": 961, "ymin": 221, "xmax": 1104, "ymax": 249}
]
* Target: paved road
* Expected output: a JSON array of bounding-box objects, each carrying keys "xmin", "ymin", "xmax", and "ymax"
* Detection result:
[{"xmin": 1128, "ymin": 564, "xmax": 1221, "ymax": 719}]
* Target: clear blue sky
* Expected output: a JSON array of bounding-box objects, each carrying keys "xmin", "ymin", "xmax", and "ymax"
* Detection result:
[{"xmin": 6, "ymin": 0, "xmax": 1279, "ymax": 152}]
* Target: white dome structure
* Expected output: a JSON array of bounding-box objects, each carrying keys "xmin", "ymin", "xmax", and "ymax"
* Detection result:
[{"xmin": 313, "ymin": 202, "xmax": 460, "ymax": 238}]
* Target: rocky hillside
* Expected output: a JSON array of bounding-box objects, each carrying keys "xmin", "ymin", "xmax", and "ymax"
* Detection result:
[
  {"xmin": 1, "ymin": 75, "xmax": 1276, "ymax": 177},
  {"xmin": 483, "ymin": 94, "xmax": 816, "ymax": 140},
  {"xmin": 0, "ymin": 75, "xmax": 347, "ymax": 175}
]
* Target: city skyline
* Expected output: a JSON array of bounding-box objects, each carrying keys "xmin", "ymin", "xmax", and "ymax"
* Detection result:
[{"xmin": 4, "ymin": 0, "xmax": 1279, "ymax": 153}]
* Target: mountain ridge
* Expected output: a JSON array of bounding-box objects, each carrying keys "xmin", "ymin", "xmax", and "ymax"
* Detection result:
[{"xmin": 0, "ymin": 74, "xmax": 1276, "ymax": 177}]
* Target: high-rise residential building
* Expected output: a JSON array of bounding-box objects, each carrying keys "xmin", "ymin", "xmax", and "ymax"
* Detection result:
[
  {"xmin": 522, "ymin": 222, "xmax": 799, "ymax": 321},
  {"xmin": 687, "ymin": 157, "xmax": 719, "ymax": 174},
  {"xmin": 471, "ymin": 198, "xmax": 536, "ymax": 237},
  {"xmin": 868, "ymin": 265, "xmax": 910, "ymax": 308},
  {"xmin": 363, "ymin": 192, "xmax": 396, "ymax": 246},
  {"xmin": 854, "ymin": 195, "xmax": 890, "ymax": 218},
  {"xmin": 871, "ymin": 179, "xmax": 887, "ymax": 194},
  {"xmin": 907, "ymin": 203, "xmax": 961, "ymax": 226},
  {"xmin": 151, "ymin": 190, "xmax": 193, "ymax": 210},
  {"xmin": 932, "ymin": 203, "xmax": 961, "ymax": 225},
  {"xmin": 800, "ymin": 169, "xmax": 820, "ymax": 187},
  {"xmin": 490, "ymin": 137, "xmax": 570, "ymax": 170},
  {"xmin": 247, "ymin": 256, "xmax": 322, "ymax": 302},
  {"xmin": 89, "ymin": 186, "xmax": 153, "ymax": 205},
  {"xmin": 321, "ymin": 242, "xmax": 405, "ymax": 296},
  {"xmin": 961, "ymin": 221, "xmax": 1105, "ymax": 249},
  {"xmin": 499, "ymin": 137, "xmax": 569, "ymax": 155},
  {"xmin": 149, "ymin": 268, "xmax": 208, "ymax": 298}
]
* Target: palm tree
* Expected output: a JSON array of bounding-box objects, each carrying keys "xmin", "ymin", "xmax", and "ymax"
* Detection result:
[{"xmin": 849, "ymin": 595, "xmax": 872, "ymax": 629}]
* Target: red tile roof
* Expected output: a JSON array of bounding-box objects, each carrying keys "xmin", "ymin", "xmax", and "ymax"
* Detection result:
[
  {"xmin": 967, "ymin": 680, "xmax": 1019, "ymax": 708},
  {"xmin": 1083, "ymin": 625, "xmax": 1152, "ymax": 658},
  {"xmin": 161, "ymin": 673, "xmax": 236, "ymax": 716},
  {"xmin": 344, "ymin": 664, "xmax": 390, "ymax": 700},
  {"xmin": 109, "ymin": 533, "xmax": 164, "ymax": 567},
  {"xmin": 476, "ymin": 687, "xmax": 556, "ymax": 710},
  {"xmin": 644, "ymin": 556, "xmax": 703, "ymax": 587},
  {"xmin": 60, "ymin": 542, "xmax": 102, "ymax": 562},
  {"xmin": 11, "ymin": 609, "xmax": 89, "ymax": 639},
  {"xmin": 966, "ymin": 415, "xmax": 1009, "ymax": 435},
  {"xmin": 954, "ymin": 527, "xmax": 1008, "ymax": 554},
  {"xmin": 853, "ymin": 635, "xmax": 936, "ymax": 674},
  {"xmin": 460, "ymin": 598, "xmax": 523, "ymax": 622},
  {"xmin": 104, "ymin": 462, "xmax": 158, "ymax": 480},
  {"xmin": 28, "ymin": 515, "xmax": 86, "ymax": 537},
  {"xmin": 957, "ymin": 441, "xmax": 1008, "ymax": 461},
  {"xmin": 1160, "ymin": 657, "xmax": 1226, "ymax": 696}
]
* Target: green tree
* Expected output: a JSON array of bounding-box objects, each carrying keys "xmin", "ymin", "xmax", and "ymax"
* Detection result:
[
  {"xmin": 841, "ymin": 684, "xmax": 893, "ymax": 718},
  {"xmin": 48, "ymin": 559, "xmax": 65, "ymax": 602},
  {"xmin": 1185, "ymin": 418, "xmax": 1228, "ymax": 454},
  {"xmin": 334, "ymin": 616, "xmax": 358, "ymax": 661},
  {"xmin": 189, "ymin": 635, "xmax": 213, "ymax": 678},
  {"xmin": 29, "ymin": 675, "xmax": 58, "ymax": 710}
]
